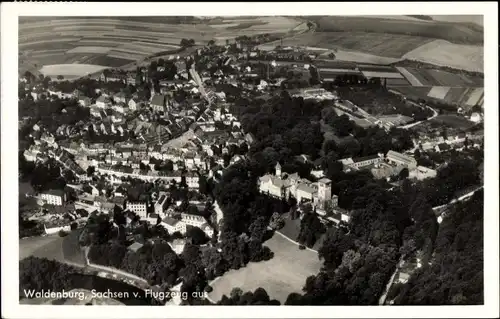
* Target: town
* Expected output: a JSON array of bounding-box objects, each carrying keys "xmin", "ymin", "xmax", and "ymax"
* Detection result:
[{"xmin": 17, "ymin": 16, "xmax": 485, "ymax": 307}]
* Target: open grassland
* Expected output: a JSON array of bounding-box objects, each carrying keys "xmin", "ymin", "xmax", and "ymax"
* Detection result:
[
  {"xmin": 19, "ymin": 16, "xmax": 302, "ymax": 73},
  {"xmin": 209, "ymin": 232, "xmax": 321, "ymax": 304},
  {"xmin": 39, "ymin": 64, "xmax": 108, "ymax": 78},
  {"xmin": 19, "ymin": 230, "xmax": 85, "ymax": 265}
]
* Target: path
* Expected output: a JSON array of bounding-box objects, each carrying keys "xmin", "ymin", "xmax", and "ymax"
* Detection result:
[
  {"xmin": 378, "ymin": 257, "xmax": 404, "ymax": 305},
  {"xmin": 274, "ymin": 229, "xmax": 318, "ymax": 254}
]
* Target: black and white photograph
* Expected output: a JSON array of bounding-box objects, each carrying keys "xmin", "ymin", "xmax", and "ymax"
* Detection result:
[{"xmin": 1, "ymin": 2, "xmax": 498, "ymax": 318}]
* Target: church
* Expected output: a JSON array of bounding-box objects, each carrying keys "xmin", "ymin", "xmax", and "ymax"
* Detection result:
[{"xmin": 258, "ymin": 162, "xmax": 338, "ymax": 211}]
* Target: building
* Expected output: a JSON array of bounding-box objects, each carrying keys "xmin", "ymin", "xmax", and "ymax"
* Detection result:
[
  {"xmin": 201, "ymin": 223, "xmax": 214, "ymax": 238},
  {"xmin": 259, "ymin": 163, "xmax": 335, "ymax": 210},
  {"xmin": 78, "ymin": 96, "xmax": 91, "ymax": 107},
  {"xmin": 128, "ymin": 242, "xmax": 144, "ymax": 253},
  {"xmin": 161, "ymin": 217, "xmax": 186, "ymax": 234},
  {"xmin": 96, "ymin": 96, "xmax": 111, "ymax": 109},
  {"xmin": 409, "ymin": 166, "xmax": 437, "ymax": 181},
  {"xmin": 113, "ymin": 92, "xmax": 127, "ymax": 104},
  {"xmin": 44, "ymin": 223, "xmax": 71, "ymax": 235},
  {"xmin": 435, "ymin": 143, "xmax": 451, "ymax": 153},
  {"xmin": 385, "ymin": 150, "xmax": 417, "ymax": 170},
  {"xmin": 185, "ymin": 172, "xmax": 200, "ymax": 189},
  {"xmin": 40, "ymin": 189, "xmax": 66, "ymax": 206},
  {"xmin": 126, "ymin": 202, "xmax": 147, "ymax": 219},
  {"xmin": 340, "ymin": 154, "xmax": 383, "ymax": 171},
  {"xmin": 168, "ymin": 239, "xmax": 186, "ymax": 255},
  {"xmin": 128, "ymin": 98, "xmax": 141, "ymax": 111},
  {"xmin": 470, "ymin": 112, "xmax": 482, "ymax": 123},
  {"xmin": 154, "ymin": 193, "xmax": 169, "ymax": 216},
  {"xmin": 151, "ymin": 95, "xmax": 167, "ymax": 113},
  {"xmin": 397, "ymin": 272, "xmax": 411, "ymax": 284}
]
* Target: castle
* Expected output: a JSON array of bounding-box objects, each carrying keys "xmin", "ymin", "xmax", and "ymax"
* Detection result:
[{"xmin": 258, "ymin": 162, "xmax": 338, "ymax": 210}]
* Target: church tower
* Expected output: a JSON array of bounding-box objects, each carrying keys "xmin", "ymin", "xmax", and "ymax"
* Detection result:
[
  {"xmin": 317, "ymin": 178, "xmax": 332, "ymax": 203},
  {"xmin": 275, "ymin": 162, "xmax": 282, "ymax": 177}
]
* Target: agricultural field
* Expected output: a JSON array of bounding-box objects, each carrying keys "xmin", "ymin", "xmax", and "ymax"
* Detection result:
[
  {"xmin": 390, "ymin": 86, "xmax": 483, "ymax": 109},
  {"xmin": 430, "ymin": 114, "xmax": 476, "ymax": 129},
  {"xmin": 398, "ymin": 66, "xmax": 483, "ymax": 87},
  {"xmin": 208, "ymin": 232, "xmax": 322, "ymax": 304},
  {"xmin": 308, "ymin": 16, "xmax": 483, "ymax": 45},
  {"xmin": 402, "ymin": 40, "xmax": 483, "ymax": 73},
  {"xmin": 19, "ymin": 16, "xmax": 303, "ymax": 77},
  {"xmin": 279, "ymin": 31, "xmax": 434, "ymax": 58},
  {"xmin": 270, "ymin": 16, "xmax": 483, "ymax": 72}
]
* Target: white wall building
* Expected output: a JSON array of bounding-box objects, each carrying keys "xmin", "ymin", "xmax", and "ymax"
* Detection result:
[
  {"xmin": 126, "ymin": 202, "xmax": 147, "ymax": 219},
  {"xmin": 40, "ymin": 190, "xmax": 66, "ymax": 206}
]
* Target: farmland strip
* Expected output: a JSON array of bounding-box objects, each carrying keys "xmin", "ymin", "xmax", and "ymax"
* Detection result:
[{"xmin": 395, "ymin": 67, "xmax": 423, "ymax": 86}]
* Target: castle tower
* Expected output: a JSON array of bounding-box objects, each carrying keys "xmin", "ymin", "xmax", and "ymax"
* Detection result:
[
  {"xmin": 317, "ymin": 178, "xmax": 332, "ymax": 203},
  {"xmin": 275, "ymin": 162, "xmax": 282, "ymax": 177}
]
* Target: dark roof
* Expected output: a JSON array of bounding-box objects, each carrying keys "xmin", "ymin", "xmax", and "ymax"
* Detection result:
[
  {"xmin": 162, "ymin": 216, "xmax": 179, "ymax": 226},
  {"xmin": 151, "ymin": 95, "xmax": 165, "ymax": 106},
  {"xmin": 437, "ymin": 143, "xmax": 451, "ymax": 150},
  {"xmin": 352, "ymin": 154, "xmax": 380, "ymax": 163}
]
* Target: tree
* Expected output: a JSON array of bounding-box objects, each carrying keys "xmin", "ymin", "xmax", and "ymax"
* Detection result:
[
  {"xmin": 208, "ymin": 39, "xmax": 215, "ymax": 46},
  {"xmin": 185, "ymin": 226, "xmax": 209, "ymax": 245},
  {"xmin": 248, "ymin": 216, "xmax": 267, "ymax": 242},
  {"xmin": 57, "ymin": 75, "xmax": 64, "ymax": 81},
  {"xmin": 268, "ymin": 212, "xmax": 284, "ymax": 230},
  {"xmin": 399, "ymin": 168, "xmax": 409, "ymax": 180},
  {"xmin": 86, "ymin": 166, "xmax": 96, "ymax": 177}
]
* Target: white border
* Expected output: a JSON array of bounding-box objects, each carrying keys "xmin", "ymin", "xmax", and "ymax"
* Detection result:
[{"xmin": 2, "ymin": 2, "xmax": 498, "ymax": 318}]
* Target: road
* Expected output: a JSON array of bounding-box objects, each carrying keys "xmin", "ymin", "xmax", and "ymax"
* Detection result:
[
  {"xmin": 388, "ymin": 89, "xmax": 439, "ymax": 129},
  {"xmin": 432, "ymin": 185, "xmax": 484, "ymax": 212}
]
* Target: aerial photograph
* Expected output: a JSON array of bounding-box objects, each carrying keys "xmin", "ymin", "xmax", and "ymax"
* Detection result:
[{"xmin": 17, "ymin": 14, "xmax": 485, "ymax": 307}]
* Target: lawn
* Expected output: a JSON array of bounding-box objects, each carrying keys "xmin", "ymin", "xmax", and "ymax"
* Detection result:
[
  {"xmin": 19, "ymin": 229, "xmax": 86, "ymax": 265},
  {"xmin": 208, "ymin": 232, "xmax": 322, "ymax": 304}
]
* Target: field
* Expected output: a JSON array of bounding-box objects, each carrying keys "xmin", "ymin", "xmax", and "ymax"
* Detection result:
[
  {"xmin": 265, "ymin": 16, "xmax": 483, "ymax": 72},
  {"xmin": 278, "ymin": 31, "xmax": 433, "ymax": 58},
  {"xmin": 208, "ymin": 232, "xmax": 322, "ymax": 304},
  {"xmin": 390, "ymin": 86, "xmax": 484, "ymax": 109},
  {"xmin": 19, "ymin": 16, "xmax": 303, "ymax": 75},
  {"xmin": 308, "ymin": 16, "xmax": 483, "ymax": 45},
  {"xmin": 430, "ymin": 114, "xmax": 475, "ymax": 129},
  {"xmin": 403, "ymin": 40, "xmax": 483, "ymax": 73},
  {"xmin": 39, "ymin": 64, "xmax": 108, "ymax": 79},
  {"xmin": 397, "ymin": 66, "xmax": 483, "ymax": 87}
]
